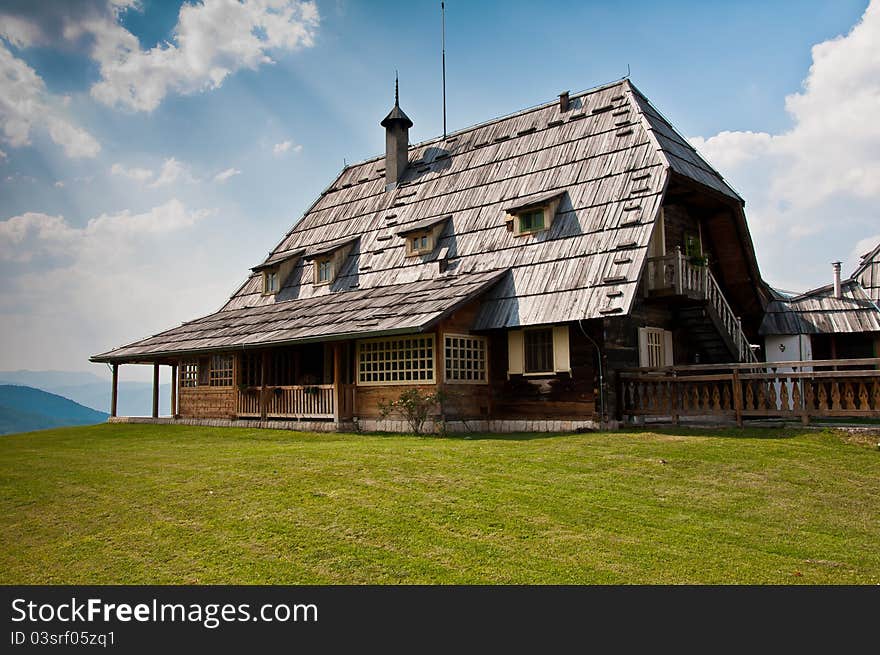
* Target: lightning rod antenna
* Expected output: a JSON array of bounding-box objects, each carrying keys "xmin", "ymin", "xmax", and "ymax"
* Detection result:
[{"xmin": 441, "ymin": 2, "xmax": 447, "ymax": 138}]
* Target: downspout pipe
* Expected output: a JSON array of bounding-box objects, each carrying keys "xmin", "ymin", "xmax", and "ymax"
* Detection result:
[{"xmin": 578, "ymin": 319, "xmax": 605, "ymax": 426}]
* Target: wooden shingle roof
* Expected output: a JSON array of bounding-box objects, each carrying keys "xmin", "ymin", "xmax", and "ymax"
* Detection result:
[
  {"xmin": 93, "ymin": 79, "xmax": 743, "ymax": 362},
  {"xmin": 759, "ymin": 280, "xmax": 880, "ymax": 335}
]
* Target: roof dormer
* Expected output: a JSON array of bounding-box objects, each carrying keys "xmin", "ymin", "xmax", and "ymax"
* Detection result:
[
  {"xmin": 396, "ymin": 215, "xmax": 450, "ymax": 257},
  {"xmin": 304, "ymin": 237, "xmax": 358, "ymax": 287},
  {"xmin": 503, "ymin": 190, "xmax": 565, "ymax": 236},
  {"xmin": 251, "ymin": 249, "xmax": 303, "ymax": 296}
]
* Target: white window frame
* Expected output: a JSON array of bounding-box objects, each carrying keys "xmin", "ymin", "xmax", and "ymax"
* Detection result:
[
  {"xmin": 443, "ymin": 333, "xmax": 488, "ymax": 384},
  {"xmin": 262, "ymin": 269, "xmax": 279, "ymax": 295},
  {"xmin": 638, "ymin": 327, "xmax": 673, "ymax": 368},
  {"xmin": 356, "ymin": 335, "xmax": 436, "ymax": 386}
]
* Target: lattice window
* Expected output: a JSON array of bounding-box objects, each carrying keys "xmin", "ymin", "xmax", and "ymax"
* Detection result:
[
  {"xmin": 524, "ymin": 328, "xmax": 553, "ymax": 373},
  {"xmin": 209, "ymin": 354, "xmax": 234, "ymax": 387},
  {"xmin": 357, "ymin": 335, "xmax": 435, "ymax": 385},
  {"xmin": 180, "ymin": 361, "xmax": 199, "ymax": 388},
  {"xmin": 444, "ymin": 334, "xmax": 487, "ymax": 383}
]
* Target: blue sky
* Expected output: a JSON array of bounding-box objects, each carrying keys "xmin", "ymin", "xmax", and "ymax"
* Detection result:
[{"xmin": 1, "ymin": 0, "xmax": 877, "ymax": 377}]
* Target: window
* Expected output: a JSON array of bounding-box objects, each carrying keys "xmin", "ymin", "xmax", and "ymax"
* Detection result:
[
  {"xmin": 209, "ymin": 354, "xmax": 234, "ymax": 387},
  {"xmin": 518, "ymin": 209, "xmax": 545, "ymax": 233},
  {"xmin": 524, "ymin": 328, "xmax": 553, "ymax": 373},
  {"xmin": 357, "ymin": 335, "xmax": 435, "ymax": 385},
  {"xmin": 315, "ymin": 258, "xmax": 333, "ymax": 284},
  {"xmin": 263, "ymin": 270, "xmax": 278, "ymax": 295},
  {"xmin": 181, "ymin": 361, "xmax": 198, "ymax": 388},
  {"xmin": 638, "ymin": 327, "xmax": 673, "ymax": 367},
  {"xmin": 507, "ymin": 326, "xmax": 570, "ymax": 376},
  {"xmin": 444, "ymin": 334, "xmax": 487, "ymax": 383},
  {"xmin": 409, "ymin": 233, "xmax": 431, "ymax": 254}
]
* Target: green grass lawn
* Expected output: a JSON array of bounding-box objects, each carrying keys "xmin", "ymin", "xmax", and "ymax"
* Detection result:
[{"xmin": 1, "ymin": 423, "xmax": 878, "ymax": 584}]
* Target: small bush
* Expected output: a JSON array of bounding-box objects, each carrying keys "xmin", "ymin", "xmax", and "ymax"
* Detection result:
[{"xmin": 378, "ymin": 388, "xmax": 445, "ymax": 435}]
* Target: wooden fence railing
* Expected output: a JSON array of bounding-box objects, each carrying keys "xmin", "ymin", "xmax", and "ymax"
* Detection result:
[
  {"xmin": 619, "ymin": 358, "xmax": 880, "ymax": 425},
  {"xmin": 238, "ymin": 385, "xmax": 335, "ymax": 419}
]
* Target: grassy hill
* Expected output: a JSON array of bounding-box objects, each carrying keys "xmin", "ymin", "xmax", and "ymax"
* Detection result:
[
  {"xmin": 0, "ymin": 385, "xmax": 108, "ymax": 435},
  {"xmin": 0, "ymin": 370, "xmax": 170, "ymax": 416},
  {"xmin": 0, "ymin": 423, "xmax": 878, "ymax": 584}
]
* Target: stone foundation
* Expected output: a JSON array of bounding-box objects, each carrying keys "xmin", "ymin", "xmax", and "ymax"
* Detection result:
[{"xmin": 107, "ymin": 416, "xmax": 603, "ymax": 433}]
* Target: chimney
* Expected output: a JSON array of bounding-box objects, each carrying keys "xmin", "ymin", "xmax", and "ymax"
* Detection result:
[
  {"xmin": 559, "ymin": 91, "xmax": 570, "ymax": 112},
  {"xmin": 380, "ymin": 76, "xmax": 413, "ymax": 190},
  {"xmin": 832, "ymin": 261, "xmax": 842, "ymax": 298}
]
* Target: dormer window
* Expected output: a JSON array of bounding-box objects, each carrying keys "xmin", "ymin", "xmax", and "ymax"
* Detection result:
[
  {"xmin": 503, "ymin": 190, "xmax": 565, "ymax": 237},
  {"xmin": 396, "ymin": 214, "xmax": 451, "ymax": 258},
  {"xmin": 263, "ymin": 270, "xmax": 279, "ymax": 295},
  {"xmin": 251, "ymin": 249, "xmax": 304, "ymax": 297},
  {"xmin": 518, "ymin": 209, "xmax": 545, "ymax": 233},
  {"xmin": 408, "ymin": 232, "xmax": 433, "ymax": 256},
  {"xmin": 304, "ymin": 236, "xmax": 358, "ymax": 288},
  {"xmin": 315, "ymin": 257, "xmax": 333, "ymax": 284}
]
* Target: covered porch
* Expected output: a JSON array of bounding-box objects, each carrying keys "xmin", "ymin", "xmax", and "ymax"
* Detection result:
[{"xmin": 106, "ymin": 341, "xmax": 356, "ymax": 423}]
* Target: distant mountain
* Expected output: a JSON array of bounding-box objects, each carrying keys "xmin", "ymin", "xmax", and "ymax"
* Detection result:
[
  {"xmin": 0, "ymin": 385, "xmax": 108, "ymax": 435},
  {"xmin": 0, "ymin": 370, "xmax": 170, "ymax": 416}
]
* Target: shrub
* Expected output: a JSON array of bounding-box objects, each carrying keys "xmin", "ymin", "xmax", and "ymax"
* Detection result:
[{"xmin": 377, "ymin": 388, "xmax": 445, "ymax": 435}]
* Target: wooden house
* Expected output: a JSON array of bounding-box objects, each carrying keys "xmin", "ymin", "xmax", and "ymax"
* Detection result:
[
  {"xmin": 92, "ymin": 79, "xmax": 768, "ymax": 432},
  {"xmin": 761, "ymin": 261, "xmax": 880, "ymax": 364}
]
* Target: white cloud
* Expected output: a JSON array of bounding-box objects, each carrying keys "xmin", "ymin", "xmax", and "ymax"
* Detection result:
[
  {"xmin": 0, "ymin": 41, "xmax": 101, "ymax": 158},
  {"xmin": 214, "ymin": 167, "xmax": 241, "ymax": 183},
  {"xmin": 0, "ymin": 199, "xmax": 224, "ymax": 372},
  {"xmin": 688, "ymin": 0, "xmax": 880, "ymax": 290},
  {"xmin": 849, "ymin": 234, "xmax": 880, "ymax": 276},
  {"xmin": 84, "ymin": 0, "xmax": 320, "ymax": 112},
  {"xmin": 273, "ymin": 139, "xmax": 302, "ymax": 156},
  {"xmin": 111, "ymin": 162, "xmax": 154, "ymax": 183},
  {"xmin": 148, "ymin": 157, "xmax": 197, "ymax": 187},
  {"xmin": 0, "ymin": 149, "xmax": 6, "ymax": 161},
  {"xmin": 0, "ymin": 199, "xmax": 211, "ymax": 264},
  {"xmin": 54, "ymin": 180, "xmax": 64, "ymax": 188}
]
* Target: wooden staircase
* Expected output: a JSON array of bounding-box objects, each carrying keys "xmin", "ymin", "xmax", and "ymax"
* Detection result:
[{"xmin": 645, "ymin": 249, "xmax": 757, "ymax": 363}]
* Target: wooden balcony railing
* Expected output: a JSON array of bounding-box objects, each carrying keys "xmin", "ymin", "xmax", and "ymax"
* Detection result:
[
  {"xmin": 238, "ymin": 385, "xmax": 335, "ymax": 419},
  {"xmin": 644, "ymin": 248, "xmax": 757, "ymax": 363},
  {"xmin": 619, "ymin": 358, "xmax": 880, "ymax": 425}
]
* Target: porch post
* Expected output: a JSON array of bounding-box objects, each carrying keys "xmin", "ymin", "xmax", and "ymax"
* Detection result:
[
  {"xmin": 110, "ymin": 363, "xmax": 119, "ymax": 418},
  {"xmin": 260, "ymin": 350, "xmax": 268, "ymax": 421},
  {"xmin": 333, "ymin": 343, "xmax": 342, "ymax": 422},
  {"xmin": 170, "ymin": 362, "xmax": 178, "ymax": 419},
  {"xmin": 152, "ymin": 363, "xmax": 160, "ymax": 418}
]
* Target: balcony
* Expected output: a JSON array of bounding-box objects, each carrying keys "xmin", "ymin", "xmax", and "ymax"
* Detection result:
[{"xmin": 644, "ymin": 249, "xmax": 707, "ymax": 300}]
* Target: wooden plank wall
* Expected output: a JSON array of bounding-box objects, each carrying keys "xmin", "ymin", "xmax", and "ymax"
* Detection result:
[{"xmin": 179, "ymin": 387, "xmax": 237, "ymax": 418}]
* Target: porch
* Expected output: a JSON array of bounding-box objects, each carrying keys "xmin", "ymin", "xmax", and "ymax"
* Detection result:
[{"xmin": 619, "ymin": 357, "xmax": 880, "ymax": 425}]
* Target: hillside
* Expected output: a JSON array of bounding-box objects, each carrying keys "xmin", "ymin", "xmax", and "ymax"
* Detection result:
[
  {"xmin": 1, "ymin": 423, "xmax": 878, "ymax": 584},
  {"xmin": 0, "ymin": 385, "xmax": 108, "ymax": 435},
  {"xmin": 0, "ymin": 370, "xmax": 170, "ymax": 416}
]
